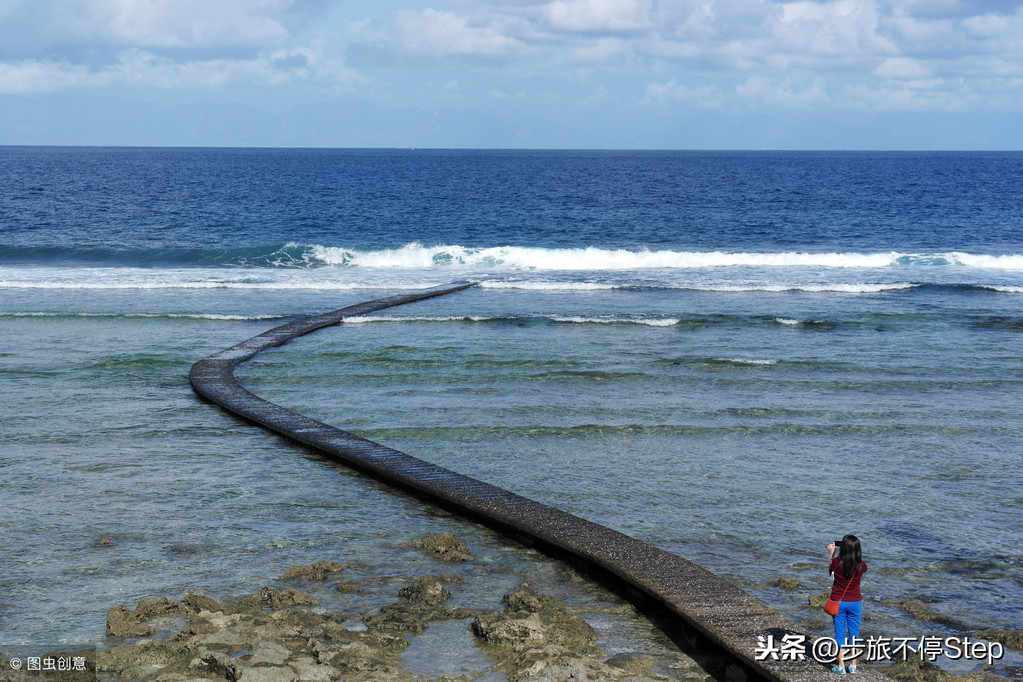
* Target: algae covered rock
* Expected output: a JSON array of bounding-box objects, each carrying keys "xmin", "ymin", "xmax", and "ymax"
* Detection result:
[
  {"xmin": 808, "ymin": 590, "xmax": 831, "ymax": 608},
  {"xmin": 885, "ymin": 657, "xmax": 958, "ymax": 682},
  {"xmin": 363, "ymin": 575, "xmax": 471, "ymax": 636},
  {"xmin": 181, "ymin": 592, "xmax": 222, "ymax": 614},
  {"xmin": 398, "ymin": 575, "xmax": 452, "ymax": 606},
  {"xmin": 973, "ymin": 629, "xmax": 1023, "ymax": 652},
  {"xmin": 882, "ymin": 598, "xmax": 969, "ymax": 630},
  {"xmin": 410, "ymin": 532, "xmax": 473, "ymax": 562},
  {"xmin": 134, "ymin": 596, "xmax": 188, "ymax": 619},
  {"xmin": 97, "ymin": 641, "xmax": 184, "ymax": 679},
  {"xmin": 472, "ymin": 611, "xmax": 547, "ymax": 646},
  {"xmin": 238, "ymin": 586, "xmax": 319, "ymax": 612},
  {"xmin": 106, "ymin": 604, "xmax": 155, "ymax": 637},
  {"xmin": 776, "ymin": 576, "xmax": 801, "ymax": 591},
  {"xmin": 281, "ymin": 560, "xmax": 344, "ymax": 581},
  {"xmin": 469, "ymin": 583, "xmax": 626, "ymax": 681}
]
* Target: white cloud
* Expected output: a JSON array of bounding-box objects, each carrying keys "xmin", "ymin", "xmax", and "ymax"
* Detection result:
[
  {"xmin": 640, "ymin": 79, "xmax": 722, "ymax": 108},
  {"xmin": 3, "ymin": 0, "xmax": 1023, "ymax": 115},
  {"xmin": 0, "ymin": 1, "xmax": 364, "ymax": 94},
  {"xmin": 735, "ymin": 75, "xmax": 830, "ymax": 108},
  {"xmin": 0, "ymin": 60, "xmax": 100, "ymax": 93},
  {"xmin": 541, "ymin": 0, "xmax": 653, "ymax": 33},
  {"xmin": 364, "ymin": 8, "xmax": 528, "ymax": 60},
  {"xmin": 772, "ymin": 0, "xmax": 898, "ymax": 64},
  {"xmin": 0, "ymin": 0, "xmax": 326, "ymax": 58},
  {"xmin": 0, "ymin": 45, "xmax": 364, "ymax": 94},
  {"xmin": 839, "ymin": 80, "xmax": 968, "ymax": 111},
  {"xmin": 569, "ymin": 37, "xmax": 629, "ymax": 63},
  {"xmin": 874, "ymin": 57, "xmax": 930, "ymax": 80}
]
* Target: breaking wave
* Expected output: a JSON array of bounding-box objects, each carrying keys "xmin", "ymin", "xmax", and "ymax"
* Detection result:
[
  {"xmin": 304, "ymin": 244, "xmax": 1023, "ymax": 271},
  {"xmin": 8, "ymin": 243, "xmax": 1022, "ymax": 272}
]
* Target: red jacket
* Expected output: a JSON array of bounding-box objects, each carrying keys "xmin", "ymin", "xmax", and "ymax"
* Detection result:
[{"xmin": 830, "ymin": 557, "xmax": 867, "ymax": 601}]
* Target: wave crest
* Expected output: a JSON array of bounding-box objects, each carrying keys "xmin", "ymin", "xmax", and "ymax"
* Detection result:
[
  {"xmin": 308, "ymin": 243, "xmax": 906, "ymax": 270},
  {"xmin": 300, "ymin": 244, "xmax": 1023, "ymax": 272}
]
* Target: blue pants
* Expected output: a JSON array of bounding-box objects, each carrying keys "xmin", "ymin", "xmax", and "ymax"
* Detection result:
[{"xmin": 833, "ymin": 600, "xmax": 862, "ymax": 649}]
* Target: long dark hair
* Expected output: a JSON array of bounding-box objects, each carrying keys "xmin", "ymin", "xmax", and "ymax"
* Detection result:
[{"xmin": 840, "ymin": 535, "xmax": 863, "ymax": 578}]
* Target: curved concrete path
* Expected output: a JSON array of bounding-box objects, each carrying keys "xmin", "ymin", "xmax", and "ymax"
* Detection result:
[{"xmin": 190, "ymin": 282, "xmax": 888, "ymax": 682}]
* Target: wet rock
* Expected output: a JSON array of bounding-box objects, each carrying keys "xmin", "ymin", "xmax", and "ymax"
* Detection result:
[
  {"xmin": 502, "ymin": 584, "xmax": 556, "ymax": 615},
  {"xmin": 312, "ymin": 631, "xmax": 412, "ymax": 680},
  {"xmin": 135, "ymin": 597, "xmax": 187, "ymax": 619},
  {"xmin": 181, "ymin": 592, "xmax": 223, "ymax": 614},
  {"xmin": 164, "ymin": 545, "xmax": 199, "ymax": 554},
  {"xmin": 269, "ymin": 606, "xmax": 345, "ymax": 639},
  {"xmin": 885, "ymin": 656, "xmax": 990, "ymax": 682},
  {"xmin": 236, "ymin": 667, "xmax": 298, "ymax": 682},
  {"xmin": 410, "ymin": 532, "xmax": 473, "ymax": 562},
  {"xmin": 973, "ymin": 629, "xmax": 1023, "ymax": 652},
  {"xmin": 280, "ymin": 561, "xmax": 343, "ymax": 581},
  {"xmin": 237, "ymin": 587, "xmax": 318, "ymax": 613},
  {"xmin": 398, "ymin": 575, "xmax": 451, "ymax": 607},
  {"xmin": 106, "ymin": 604, "xmax": 155, "ymax": 637},
  {"xmin": 246, "ymin": 641, "xmax": 291, "ymax": 666},
  {"xmin": 469, "ymin": 584, "xmax": 630, "ymax": 681},
  {"xmin": 776, "ymin": 576, "xmax": 801, "ymax": 591},
  {"xmin": 3, "ymin": 649, "xmax": 98, "ymax": 682},
  {"xmin": 606, "ymin": 651, "xmax": 654, "ymax": 671},
  {"xmin": 498, "ymin": 645, "xmax": 638, "ymax": 681},
  {"xmin": 882, "ymin": 598, "xmax": 970, "ymax": 630},
  {"xmin": 285, "ymin": 656, "xmax": 338, "ymax": 681},
  {"xmin": 503, "ymin": 584, "xmax": 598, "ymax": 651},
  {"xmin": 96, "ymin": 641, "xmax": 184, "ymax": 679},
  {"xmin": 189, "ymin": 650, "xmax": 240, "ymax": 680},
  {"xmin": 808, "ymin": 591, "xmax": 831, "ymax": 608},
  {"xmin": 362, "ymin": 575, "xmax": 470, "ymax": 636},
  {"xmin": 65, "ymin": 581, "xmax": 432, "ymax": 681},
  {"xmin": 472, "ymin": 611, "xmax": 547, "ymax": 645}
]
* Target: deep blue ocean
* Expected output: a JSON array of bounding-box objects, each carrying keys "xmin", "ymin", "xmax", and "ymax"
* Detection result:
[{"xmin": 1, "ymin": 147, "xmax": 1021, "ymax": 675}]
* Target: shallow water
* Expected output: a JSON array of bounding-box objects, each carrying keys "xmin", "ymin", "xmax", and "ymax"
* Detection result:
[{"xmin": 2, "ymin": 148, "xmax": 1022, "ymax": 675}]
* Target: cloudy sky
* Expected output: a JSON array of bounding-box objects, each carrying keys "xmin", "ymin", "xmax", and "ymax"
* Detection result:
[{"xmin": 2, "ymin": 0, "xmax": 1022, "ymax": 148}]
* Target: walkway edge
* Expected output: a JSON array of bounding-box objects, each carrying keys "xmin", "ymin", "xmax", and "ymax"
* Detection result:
[{"xmin": 189, "ymin": 282, "xmax": 887, "ymax": 682}]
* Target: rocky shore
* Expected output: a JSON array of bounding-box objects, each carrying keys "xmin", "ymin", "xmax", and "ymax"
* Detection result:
[
  {"xmin": 6, "ymin": 542, "xmax": 1022, "ymax": 681},
  {"xmin": 1, "ymin": 533, "xmax": 713, "ymax": 681}
]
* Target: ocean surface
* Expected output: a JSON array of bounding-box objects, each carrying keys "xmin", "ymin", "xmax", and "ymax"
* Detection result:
[{"xmin": 2, "ymin": 147, "xmax": 1021, "ymax": 674}]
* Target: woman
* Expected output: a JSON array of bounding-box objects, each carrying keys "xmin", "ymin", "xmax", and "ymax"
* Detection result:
[{"xmin": 828, "ymin": 535, "xmax": 867, "ymax": 674}]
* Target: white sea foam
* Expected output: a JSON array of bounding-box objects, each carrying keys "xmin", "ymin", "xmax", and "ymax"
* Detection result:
[
  {"xmin": 301, "ymin": 244, "xmax": 1023, "ymax": 272},
  {"xmin": 343, "ymin": 315, "xmax": 496, "ymax": 324},
  {"xmin": 0, "ymin": 311, "xmax": 281, "ymax": 320},
  {"xmin": 3, "ymin": 246, "xmax": 1022, "ymax": 293},
  {"xmin": 944, "ymin": 253, "xmax": 1023, "ymax": 269},
  {"xmin": 718, "ymin": 357, "xmax": 778, "ymax": 366},
  {"xmin": 308, "ymin": 243, "xmax": 906, "ymax": 270},
  {"xmin": 700, "ymin": 283, "xmax": 919, "ymax": 293},
  {"xmin": 0, "ymin": 267, "xmax": 446, "ymax": 291},
  {"xmin": 478, "ymin": 280, "xmax": 617, "ymax": 291},
  {"xmin": 775, "ymin": 318, "xmax": 802, "ymax": 325},
  {"xmin": 344, "ymin": 314, "xmax": 681, "ymax": 327},
  {"xmin": 549, "ymin": 315, "xmax": 680, "ymax": 327}
]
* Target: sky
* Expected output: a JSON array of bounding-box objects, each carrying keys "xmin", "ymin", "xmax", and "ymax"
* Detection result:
[{"xmin": 1, "ymin": 0, "xmax": 1022, "ymax": 149}]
